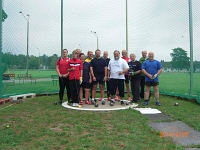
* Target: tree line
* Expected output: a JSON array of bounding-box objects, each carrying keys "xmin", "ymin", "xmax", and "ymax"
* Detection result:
[
  {"xmin": 2, "ymin": 47, "xmax": 199, "ymax": 71},
  {"xmin": 1, "ymin": 52, "xmax": 60, "ymax": 70}
]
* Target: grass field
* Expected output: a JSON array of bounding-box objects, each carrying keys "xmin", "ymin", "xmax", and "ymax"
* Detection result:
[
  {"xmin": 0, "ymin": 94, "xmax": 199, "ymax": 149},
  {"xmin": 1, "ymin": 71, "xmax": 200, "ymax": 100},
  {"xmin": 4, "ymin": 69, "xmax": 57, "ymax": 78}
]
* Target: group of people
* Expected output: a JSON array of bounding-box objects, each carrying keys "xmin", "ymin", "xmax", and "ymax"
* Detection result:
[{"xmin": 56, "ymin": 48, "xmax": 162, "ymax": 107}]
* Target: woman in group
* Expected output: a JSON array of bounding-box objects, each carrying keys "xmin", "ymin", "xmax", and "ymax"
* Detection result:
[
  {"xmin": 56, "ymin": 49, "xmax": 71, "ymax": 104},
  {"xmin": 67, "ymin": 50, "xmax": 83, "ymax": 107},
  {"xmin": 79, "ymin": 53, "xmax": 92, "ymax": 105}
]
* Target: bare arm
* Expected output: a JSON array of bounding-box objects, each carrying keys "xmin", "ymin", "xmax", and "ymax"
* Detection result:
[
  {"xmin": 90, "ymin": 66, "xmax": 94, "ymax": 77},
  {"xmin": 104, "ymin": 66, "xmax": 107, "ymax": 77},
  {"xmin": 90, "ymin": 66, "xmax": 96, "ymax": 81},
  {"xmin": 119, "ymin": 68, "xmax": 129, "ymax": 75},
  {"xmin": 156, "ymin": 68, "xmax": 162, "ymax": 75},
  {"xmin": 56, "ymin": 64, "xmax": 63, "ymax": 77},
  {"xmin": 142, "ymin": 69, "xmax": 152, "ymax": 79}
]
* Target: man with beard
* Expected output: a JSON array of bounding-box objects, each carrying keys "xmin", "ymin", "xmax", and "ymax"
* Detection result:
[{"xmin": 107, "ymin": 50, "xmax": 129, "ymax": 104}]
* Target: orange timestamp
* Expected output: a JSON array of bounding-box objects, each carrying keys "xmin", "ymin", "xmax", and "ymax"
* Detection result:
[{"xmin": 160, "ymin": 131, "xmax": 188, "ymax": 138}]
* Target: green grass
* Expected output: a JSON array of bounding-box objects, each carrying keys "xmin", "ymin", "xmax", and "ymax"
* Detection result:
[
  {"xmin": 159, "ymin": 73, "xmax": 200, "ymax": 95},
  {"xmin": 0, "ymin": 94, "xmax": 199, "ymax": 149}
]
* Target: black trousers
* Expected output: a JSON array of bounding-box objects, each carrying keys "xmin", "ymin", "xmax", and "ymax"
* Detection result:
[
  {"xmin": 140, "ymin": 76, "xmax": 151, "ymax": 99},
  {"xmin": 131, "ymin": 79, "xmax": 140, "ymax": 102},
  {"xmin": 140, "ymin": 76, "xmax": 145, "ymax": 99},
  {"xmin": 59, "ymin": 77, "xmax": 71, "ymax": 101},
  {"xmin": 69, "ymin": 79, "xmax": 80, "ymax": 103},
  {"xmin": 105, "ymin": 81, "xmax": 110, "ymax": 97}
]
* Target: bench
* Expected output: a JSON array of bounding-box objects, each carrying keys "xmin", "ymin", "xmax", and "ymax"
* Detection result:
[
  {"xmin": 51, "ymin": 75, "xmax": 58, "ymax": 85},
  {"xmin": 3, "ymin": 73, "xmax": 15, "ymax": 84},
  {"xmin": 18, "ymin": 74, "xmax": 36, "ymax": 84}
]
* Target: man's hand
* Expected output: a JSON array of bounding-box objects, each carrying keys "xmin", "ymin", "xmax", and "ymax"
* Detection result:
[
  {"xmin": 152, "ymin": 74, "xmax": 158, "ymax": 79},
  {"xmin": 89, "ymin": 78, "xmax": 92, "ymax": 83},
  {"xmin": 118, "ymin": 71, "xmax": 123, "ymax": 75},
  {"xmin": 80, "ymin": 77, "xmax": 82, "ymax": 84},
  {"xmin": 130, "ymin": 72, "xmax": 137, "ymax": 76},
  {"xmin": 92, "ymin": 76, "xmax": 96, "ymax": 81},
  {"xmin": 103, "ymin": 76, "xmax": 107, "ymax": 81},
  {"xmin": 147, "ymin": 74, "xmax": 153, "ymax": 79}
]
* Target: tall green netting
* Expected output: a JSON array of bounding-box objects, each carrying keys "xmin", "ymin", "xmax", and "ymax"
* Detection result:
[{"xmin": 1, "ymin": 0, "xmax": 200, "ymax": 103}]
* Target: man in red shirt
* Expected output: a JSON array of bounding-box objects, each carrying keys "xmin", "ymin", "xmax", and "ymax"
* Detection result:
[
  {"xmin": 56, "ymin": 49, "xmax": 71, "ymax": 104},
  {"xmin": 121, "ymin": 50, "xmax": 132, "ymax": 101},
  {"xmin": 68, "ymin": 50, "xmax": 83, "ymax": 107}
]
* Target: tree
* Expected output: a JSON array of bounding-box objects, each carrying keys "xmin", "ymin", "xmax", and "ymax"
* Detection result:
[
  {"xmin": 170, "ymin": 47, "xmax": 190, "ymax": 70},
  {"xmin": 29, "ymin": 55, "xmax": 39, "ymax": 69}
]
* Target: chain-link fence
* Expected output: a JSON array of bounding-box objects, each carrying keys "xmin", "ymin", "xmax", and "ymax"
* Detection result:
[{"xmin": 0, "ymin": 0, "xmax": 200, "ymax": 103}]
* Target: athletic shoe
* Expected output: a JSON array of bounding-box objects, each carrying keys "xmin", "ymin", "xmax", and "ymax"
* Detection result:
[
  {"xmin": 108, "ymin": 97, "xmax": 111, "ymax": 101},
  {"xmin": 114, "ymin": 96, "xmax": 119, "ymax": 101},
  {"xmin": 156, "ymin": 101, "xmax": 161, "ymax": 106},
  {"xmin": 72, "ymin": 103, "xmax": 76, "ymax": 107},
  {"xmin": 75, "ymin": 103, "xmax": 79, "ymax": 107},
  {"xmin": 143, "ymin": 100, "xmax": 148, "ymax": 106},
  {"xmin": 128, "ymin": 97, "xmax": 132, "ymax": 101},
  {"xmin": 91, "ymin": 99, "xmax": 95, "ymax": 105},
  {"xmin": 85, "ymin": 100, "xmax": 91, "ymax": 105},
  {"xmin": 79, "ymin": 101, "xmax": 83, "ymax": 105}
]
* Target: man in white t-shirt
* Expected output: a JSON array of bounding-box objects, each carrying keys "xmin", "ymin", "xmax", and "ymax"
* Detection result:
[{"xmin": 108, "ymin": 50, "xmax": 129, "ymax": 104}]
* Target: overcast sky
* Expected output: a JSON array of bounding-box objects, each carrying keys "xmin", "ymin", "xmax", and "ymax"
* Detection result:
[{"xmin": 2, "ymin": 0, "xmax": 200, "ymax": 61}]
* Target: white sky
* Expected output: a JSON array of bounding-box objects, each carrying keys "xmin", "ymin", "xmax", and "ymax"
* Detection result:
[{"xmin": 2, "ymin": 0, "xmax": 200, "ymax": 61}]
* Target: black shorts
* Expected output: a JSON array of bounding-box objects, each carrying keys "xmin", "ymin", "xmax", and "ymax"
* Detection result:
[
  {"xmin": 81, "ymin": 82, "xmax": 90, "ymax": 89},
  {"xmin": 145, "ymin": 82, "xmax": 159, "ymax": 86},
  {"xmin": 124, "ymin": 75, "xmax": 130, "ymax": 84},
  {"xmin": 93, "ymin": 77, "xmax": 104, "ymax": 85}
]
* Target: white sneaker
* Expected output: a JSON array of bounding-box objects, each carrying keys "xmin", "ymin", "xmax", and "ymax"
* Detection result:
[
  {"xmin": 75, "ymin": 103, "xmax": 79, "ymax": 107},
  {"xmin": 72, "ymin": 103, "xmax": 76, "ymax": 107}
]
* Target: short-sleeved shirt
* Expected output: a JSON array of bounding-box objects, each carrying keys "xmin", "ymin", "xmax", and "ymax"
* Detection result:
[
  {"xmin": 139, "ymin": 57, "xmax": 148, "ymax": 76},
  {"xmin": 90, "ymin": 57, "xmax": 106, "ymax": 78},
  {"xmin": 56, "ymin": 57, "xmax": 70, "ymax": 74},
  {"xmin": 128, "ymin": 61, "xmax": 141, "ymax": 80},
  {"xmin": 141, "ymin": 59, "xmax": 162, "ymax": 82},
  {"xmin": 104, "ymin": 58, "xmax": 111, "ymax": 67},
  {"xmin": 108, "ymin": 58, "xmax": 129, "ymax": 79},
  {"xmin": 122, "ymin": 56, "xmax": 130, "ymax": 75}
]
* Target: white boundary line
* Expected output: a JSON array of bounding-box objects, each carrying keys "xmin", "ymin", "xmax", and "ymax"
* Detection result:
[{"xmin": 62, "ymin": 102, "xmax": 138, "ymax": 111}]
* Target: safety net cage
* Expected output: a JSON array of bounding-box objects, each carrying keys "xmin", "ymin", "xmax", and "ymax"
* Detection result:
[{"xmin": 0, "ymin": 0, "xmax": 200, "ymax": 103}]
